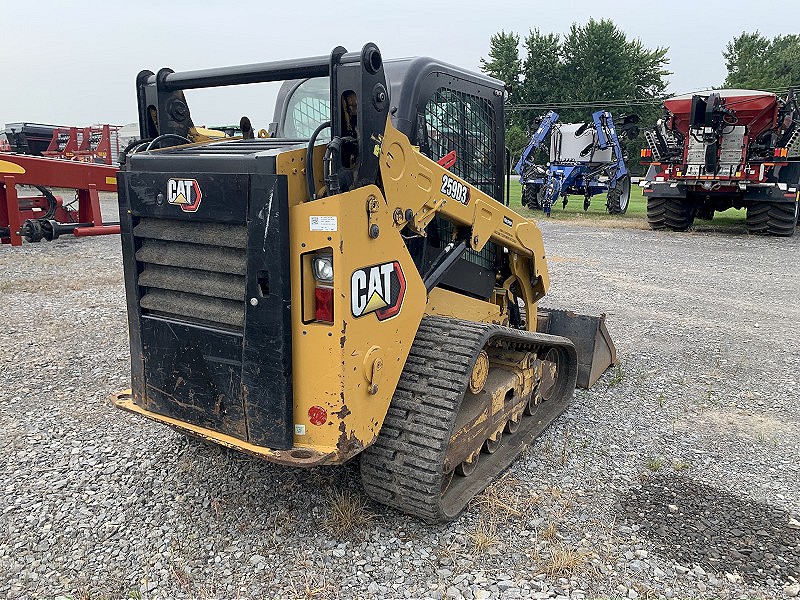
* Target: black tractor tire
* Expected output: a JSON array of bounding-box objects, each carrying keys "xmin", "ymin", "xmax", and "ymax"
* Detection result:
[
  {"xmin": 606, "ymin": 175, "xmax": 631, "ymax": 215},
  {"xmin": 647, "ymin": 196, "xmax": 695, "ymax": 231},
  {"xmin": 521, "ymin": 184, "xmax": 542, "ymax": 210},
  {"xmin": 745, "ymin": 202, "xmax": 799, "ymax": 236}
]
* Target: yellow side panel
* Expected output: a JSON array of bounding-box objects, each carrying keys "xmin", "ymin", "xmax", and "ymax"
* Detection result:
[
  {"xmin": 426, "ymin": 287, "xmax": 504, "ymax": 325},
  {"xmin": 289, "ymin": 185, "xmax": 426, "ymax": 460},
  {"xmin": 276, "ymin": 145, "xmax": 327, "ymax": 207}
]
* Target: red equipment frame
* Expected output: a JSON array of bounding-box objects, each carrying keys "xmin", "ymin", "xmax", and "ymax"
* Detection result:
[
  {"xmin": 0, "ymin": 152, "xmax": 119, "ymax": 246},
  {"xmin": 74, "ymin": 125, "xmax": 121, "ymax": 164},
  {"xmin": 42, "ymin": 127, "xmax": 80, "ymax": 160},
  {"xmin": 38, "ymin": 124, "xmax": 121, "ymax": 164}
]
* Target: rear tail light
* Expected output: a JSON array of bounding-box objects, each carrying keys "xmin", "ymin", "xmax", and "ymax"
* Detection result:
[
  {"xmin": 314, "ymin": 286, "xmax": 334, "ymax": 323},
  {"xmin": 311, "ymin": 250, "xmax": 334, "ymax": 323},
  {"xmin": 640, "ymin": 148, "xmax": 653, "ymax": 158},
  {"xmin": 774, "ymin": 147, "xmax": 788, "ymax": 158}
]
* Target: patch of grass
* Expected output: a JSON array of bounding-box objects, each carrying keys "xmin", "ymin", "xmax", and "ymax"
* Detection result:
[
  {"xmin": 672, "ymin": 460, "xmax": 690, "ymax": 472},
  {"xmin": 476, "ymin": 476, "xmax": 533, "ymax": 518},
  {"xmin": 657, "ymin": 392, "xmax": 666, "ymax": 408},
  {"xmin": 543, "ymin": 544, "xmax": 592, "ymax": 578},
  {"xmin": 507, "ymin": 179, "xmax": 748, "ymax": 229},
  {"xmin": 324, "ymin": 489, "xmax": 373, "ymax": 538},
  {"xmin": 470, "ymin": 516, "xmax": 499, "ymax": 553},
  {"xmin": 608, "ymin": 364, "xmax": 624, "ymax": 387},
  {"xmin": 645, "ymin": 456, "xmax": 664, "ymax": 472},
  {"xmin": 542, "ymin": 521, "xmax": 558, "ymax": 541}
]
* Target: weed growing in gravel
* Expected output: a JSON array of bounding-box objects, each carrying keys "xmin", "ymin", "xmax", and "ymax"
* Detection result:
[
  {"xmin": 645, "ymin": 456, "xmax": 663, "ymax": 472},
  {"xmin": 543, "ymin": 544, "xmax": 592, "ymax": 578},
  {"xmin": 608, "ymin": 364, "xmax": 624, "ymax": 387},
  {"xmin": 293, "ymin": 568, "xmax": 339, "ymax": 599},
  {"xmin": 470, "ymin": 516, "xmax": 499, "ymax": 553},
  {"xmin": 475, "ymin": 476, "xmax": 532, "ymax": 517},
  {"xmin": 542, "ymin": 521, "xmax": 558, "ymax": 541},
  {"xmin": 672, "ymin": 460, "xmax": 690, "ymax": 472},
  {"xmin": 324, "ymin": 488, "xmax": 373, "ymax": 538},
  {"xmin": 657, "ymin": 392, "xmax": 666, "ymax": 408}
]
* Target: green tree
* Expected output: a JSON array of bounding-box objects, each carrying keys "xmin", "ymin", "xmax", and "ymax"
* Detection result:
[
  {"xmin": 480, "ymin": 31, "xmax": 521, "ymax": 99},
  {"xmin": 559, "ymin": 19, "xmax": 669, "ymax": 123},
  {"xmin": 483, "ymin": 20, "xmax": 670, "ymax": 173},
  {"xmin": 724, "ymin": 32, "xmax": 800, "ymax": 89},
  {"xmin": 520, "ymin": 29, "xmax": 562, "ymax": 108}
]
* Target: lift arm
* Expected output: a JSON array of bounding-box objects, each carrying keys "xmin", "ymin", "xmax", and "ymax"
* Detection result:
[{"xmin": 380, "ymin": 119, "xmax": 550, "ymax": 310}]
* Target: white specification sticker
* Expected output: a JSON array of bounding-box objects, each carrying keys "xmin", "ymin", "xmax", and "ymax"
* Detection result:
[
  {"xmin": 310, "ymin": 215, "xmax": 338, "ymax": 232},
  {"xmin": 294, "ymin": 424, "xmax": 306, "ymax": 436}
]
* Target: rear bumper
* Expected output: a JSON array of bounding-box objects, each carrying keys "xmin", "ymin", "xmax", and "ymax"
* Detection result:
[
  {"xmin": 643, "ymin": 181, "xmax": 799, "ymax": 203},
  {"xmin": 112, "ymin": 389, "xmax": 335, "ymax": 467}
]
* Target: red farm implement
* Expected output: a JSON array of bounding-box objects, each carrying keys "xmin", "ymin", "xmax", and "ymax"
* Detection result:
[
  {"xmin": 0, "ymin": 153, "xmax": 119, "ymax": 246},
  {"xmin": 40, "ymin": 124, "xmax": 121, "ymax": 164}
]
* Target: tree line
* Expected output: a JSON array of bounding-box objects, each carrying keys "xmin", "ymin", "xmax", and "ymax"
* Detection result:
[{"xmin": 481, "ymin": 20, "xmax": 800, "ymax": 162}]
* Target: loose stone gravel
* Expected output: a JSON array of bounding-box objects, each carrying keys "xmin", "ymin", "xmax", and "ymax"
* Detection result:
[{"xmin": 1, "ymin": 195, "xmax": 798, "ymax": 599}]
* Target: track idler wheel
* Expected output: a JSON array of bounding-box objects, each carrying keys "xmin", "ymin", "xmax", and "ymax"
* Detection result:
[{"xmin": 469, "ymin": 350, "xmax": 489, "ymax": 394}]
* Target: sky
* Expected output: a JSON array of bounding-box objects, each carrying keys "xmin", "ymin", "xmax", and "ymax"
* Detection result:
[{"xmin": 1, "ymin": 0, "xmax": 798, "ymax": 129}]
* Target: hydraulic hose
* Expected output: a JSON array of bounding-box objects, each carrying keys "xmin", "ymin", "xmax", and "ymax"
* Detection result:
[
  {"xmin": 323, "ymin": 137, "xmax": 344, "ymax": 197},
  {"xmin": 306, "ymin": 121, "xmax": 331, "ymax": 201}
]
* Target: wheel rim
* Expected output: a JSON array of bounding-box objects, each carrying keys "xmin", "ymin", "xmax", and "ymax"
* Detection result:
[
  {"xmin": 525, "ymin": 389, "xmax": 541, "ymax": 416},
  {"xmin": 618, "ymin": 177, "xmax": 630, "ymax": 212},
  {"xmin": 469, "ymin": 351, "xmax": 489, "ymax": 394}
]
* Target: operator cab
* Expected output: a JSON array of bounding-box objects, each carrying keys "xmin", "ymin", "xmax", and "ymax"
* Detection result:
[{"xmin": 269, "ymin": 58, "xmax": 507, "ymax": 299}]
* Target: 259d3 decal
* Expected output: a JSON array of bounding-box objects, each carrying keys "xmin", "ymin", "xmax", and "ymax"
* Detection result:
[
  {"xmin": 440, "ymin": 174, "xmax": 469, "ymax": 206},
  {"xmin": 351, "ymin": 261, "xmax": 406, "ymax": 321}
]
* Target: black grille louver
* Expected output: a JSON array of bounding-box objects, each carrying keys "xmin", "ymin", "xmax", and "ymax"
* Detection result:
[{"xmin": 134, "ymin": 218, "xmax": 247, "ymax": 329}]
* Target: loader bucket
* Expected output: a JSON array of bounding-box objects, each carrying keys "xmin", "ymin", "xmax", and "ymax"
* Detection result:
[{"xmin": 537, "ymin": 309, "xmax": 617, "ymax": 388}]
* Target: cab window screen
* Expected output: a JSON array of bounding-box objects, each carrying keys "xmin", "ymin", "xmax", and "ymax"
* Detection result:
[
  {"xmin": 422, "ymin": 88, "xmax": 496, "ymax": 195},
  {"xmin": 420, "ymin": 87, "xmax": 498, "ymax": 273},
  {"xmin": 284, "ymin": 78, "xmax": 331, "ymax": 139}
]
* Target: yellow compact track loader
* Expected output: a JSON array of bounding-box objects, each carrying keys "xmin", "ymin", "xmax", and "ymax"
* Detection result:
[{"xmin": 113, "ymin": 43, "xmax": 616, "ymax": 522}]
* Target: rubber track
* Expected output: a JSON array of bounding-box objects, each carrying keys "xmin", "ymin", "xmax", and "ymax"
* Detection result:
[
  {"xmin": 745, "ymin": 202, "xmax": 798, "ymax": 236},
  {"xmin": 360, "ymin": 316, "xmax": 577, "ymax": 523},
  {"xmin": 647, "ymin": 196, "xmax": 694, "ymax": 231}
]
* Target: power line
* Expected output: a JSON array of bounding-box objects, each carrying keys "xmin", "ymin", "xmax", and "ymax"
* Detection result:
[{"xmin": 507, "ymin": 84, "xmax": 800, "ymax": 112}]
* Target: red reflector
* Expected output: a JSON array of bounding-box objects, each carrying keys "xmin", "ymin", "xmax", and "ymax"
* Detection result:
[
  {"xmin": 308, "ymin": 405, "xmax": 327, "ymax": 426},
  {"xmin": 774, "ymin": 147, "xmax": 782, "ymax": 157},
  {"xmin": 314, "ymin": 286, "xmax": 334, "ymax": 322}
]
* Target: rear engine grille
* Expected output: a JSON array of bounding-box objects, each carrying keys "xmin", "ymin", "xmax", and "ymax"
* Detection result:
[{"xmin": 134, "ymin": 218, "xmax": 247, "ymax": 329}]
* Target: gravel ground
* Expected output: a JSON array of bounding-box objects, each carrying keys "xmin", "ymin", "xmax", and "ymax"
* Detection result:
[{"xmin": 1, "ymin": 192, "xmax": 799, "ymax": 599}]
